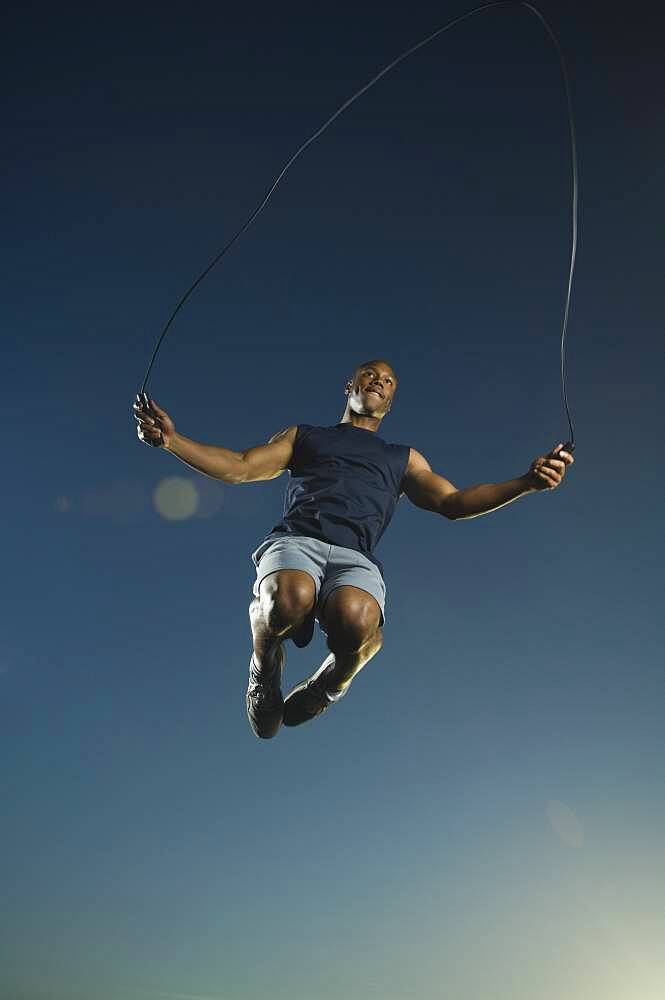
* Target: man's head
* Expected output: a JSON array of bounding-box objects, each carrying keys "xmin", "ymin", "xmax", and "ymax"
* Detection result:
[{"xmin": 344, "ymin": 359, "xmax": 397, "ymax": 422}]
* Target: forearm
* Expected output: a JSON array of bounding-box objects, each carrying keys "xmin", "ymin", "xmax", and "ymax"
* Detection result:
[
  {"xmin": 446, "ymin": 476, "xmax": 535, "ymax": 520},
  {"xmin": 164, "ymin": 432, "xmax": 247, "ymax": 483}
]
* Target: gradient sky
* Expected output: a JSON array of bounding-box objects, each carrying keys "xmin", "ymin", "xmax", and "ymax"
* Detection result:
[{"xmin": 3, "ymin": 2, "xmax": 663, "ymax": 998}]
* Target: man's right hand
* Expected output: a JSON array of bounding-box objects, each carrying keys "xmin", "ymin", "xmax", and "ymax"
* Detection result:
[{"xmin": 133, "ymin": 396, "xmax": 176, "ymax": 449}]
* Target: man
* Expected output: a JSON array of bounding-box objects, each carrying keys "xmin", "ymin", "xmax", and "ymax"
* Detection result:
[{"xmin": 133, "ymin": 359, "xmax": 573, "ymax": 739}]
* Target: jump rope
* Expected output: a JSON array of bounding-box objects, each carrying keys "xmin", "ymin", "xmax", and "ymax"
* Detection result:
[{"xmin": 137, "ymin": 1, "xmax": 578, "ymax": 455}]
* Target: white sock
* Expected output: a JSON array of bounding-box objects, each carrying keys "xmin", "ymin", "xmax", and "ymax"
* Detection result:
[{"xmin": 325, "ymin": 685, "xmax": 348, "ymax": 703}]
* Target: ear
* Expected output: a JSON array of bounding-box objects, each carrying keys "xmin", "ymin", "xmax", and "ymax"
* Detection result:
[{"xmin": 345, "ymin": 380, "xmax": 352, "ymax": 395}]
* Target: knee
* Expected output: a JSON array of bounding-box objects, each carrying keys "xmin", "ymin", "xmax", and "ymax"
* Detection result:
[{"xmin": 256, "ymin": 574, "xmax": 315, "ymax": 635}]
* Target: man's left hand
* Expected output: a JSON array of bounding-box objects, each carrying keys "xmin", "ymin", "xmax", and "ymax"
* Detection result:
[{"xmin": 526, "ymin": 444, "xmax": 574, "ymax": 491}]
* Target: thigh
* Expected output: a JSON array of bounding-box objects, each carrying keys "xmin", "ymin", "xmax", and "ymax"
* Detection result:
[
  {"xmin": 317, "ymin": 548, "xmax": 386, "ymax": 628},
  {"xmin": 258, "ymin": 569, "xmax": 317, "ymax": 612},
  {"xmin": 252, "ymin": 536, "xmax": 324, "ymax": 606}
]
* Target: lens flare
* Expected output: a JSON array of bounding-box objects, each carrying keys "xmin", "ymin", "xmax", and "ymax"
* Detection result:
[{"xmin": 153, "ymin": 476, "xmax": 199, "ymax": 521}]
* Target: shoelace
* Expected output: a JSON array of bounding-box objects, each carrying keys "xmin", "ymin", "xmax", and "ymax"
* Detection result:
[{"xmin": 247, "ymin": 655, "xmax": 282, "ymax": 700}]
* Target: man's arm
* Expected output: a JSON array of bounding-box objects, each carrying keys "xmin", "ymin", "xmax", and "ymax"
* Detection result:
[
  {"xmin": 402, "ymin": 446, "xmax": 572, "ymax": 520},
  {"xmin": 402, "ymin": 449, "xmax": 461, "ymax": 518},
  {"xmin": 166, "ymin": 425, "xmax": 298, "ymax": 483}
]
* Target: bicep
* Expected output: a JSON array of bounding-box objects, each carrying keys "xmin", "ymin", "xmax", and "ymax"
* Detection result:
[
  {"xmin": 240, "ymin": 426, "xmax": 297, "ymax": 482},
  {"xmin": 402, "ymin": 449, "xmax": 458, "ymax": 516}
]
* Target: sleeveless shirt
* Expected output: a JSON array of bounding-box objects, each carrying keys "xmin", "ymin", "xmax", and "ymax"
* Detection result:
[{"xmin": 263, "ymin": 423, "xmax": 411, "ymax": 577}]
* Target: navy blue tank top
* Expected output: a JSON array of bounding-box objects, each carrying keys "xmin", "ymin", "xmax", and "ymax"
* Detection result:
[{"xmin": 264, "ymin": 423, "xmax": 411, "ymax": 577}]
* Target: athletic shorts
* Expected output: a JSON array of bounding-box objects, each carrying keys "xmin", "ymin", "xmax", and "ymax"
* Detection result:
[{"xmin": 251, "ymin": 534, "xmax": 386, "ymax": 628}]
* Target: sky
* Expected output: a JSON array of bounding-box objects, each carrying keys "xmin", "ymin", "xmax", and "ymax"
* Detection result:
[{"xmin": 2, "ymin": 1, "xmax": 663, "ymax": 998}]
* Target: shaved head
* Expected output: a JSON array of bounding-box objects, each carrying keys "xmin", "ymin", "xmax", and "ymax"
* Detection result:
[{"xmin": 353, "ymin": 359, "xmax": 397, "ymax": 382}]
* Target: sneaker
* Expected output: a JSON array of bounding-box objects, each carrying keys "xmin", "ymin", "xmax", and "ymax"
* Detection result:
[
  {"xmin": 282, "ymin": 657, "xmax": 348, "ymax": 727},
  {"xmin": 246, "ymin": 646, "xmax": 285, "ymax": 739}
]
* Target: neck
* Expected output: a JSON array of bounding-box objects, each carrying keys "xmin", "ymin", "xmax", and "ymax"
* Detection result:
[{"xmin": 339, "ymin": 404, "xmax": 382, "ymax": 433}]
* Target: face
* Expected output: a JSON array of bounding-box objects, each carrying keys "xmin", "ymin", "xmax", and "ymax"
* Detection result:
[{"xmin": 345, "ymin": 360, "xmax": 397, "ymax": 418}]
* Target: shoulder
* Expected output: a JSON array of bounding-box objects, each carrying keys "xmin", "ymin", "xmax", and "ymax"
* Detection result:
[
  {"xmin": 268, "ymin": 426, "xmax": 299, "ymax": 446},
  {"xmin": 399, "ymin": 445, "xmax": 432, "ymax": 497},
  {"xmin": 404, "ymin": 447, "xmax": 432, "ymax": 478}
]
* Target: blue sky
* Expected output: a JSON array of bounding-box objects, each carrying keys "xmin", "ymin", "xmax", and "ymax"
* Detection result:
[{"xmin": 2, "ymin": 1, "xmax": 663, "ymax": 998}]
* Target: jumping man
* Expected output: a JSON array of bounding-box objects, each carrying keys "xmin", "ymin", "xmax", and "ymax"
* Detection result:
[{"xmin": 133, "ymin": 359, "xmax": 574, "ymax": 739}]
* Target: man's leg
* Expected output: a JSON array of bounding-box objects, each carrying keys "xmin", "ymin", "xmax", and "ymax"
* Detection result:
[
  {"xmin": 249, "ymin": 569, "xmax": 317, "ymax": 669},
  {"xmin": 246, "ymin": 569, "xmax": 316, "ymax": 739},
  {"xmin": 319, "ymin": 585, "xmax": 383, "ymax": 692},
  {"xmin": 283, "ymin": 586, "xmax": 382, "ymax": 726}
]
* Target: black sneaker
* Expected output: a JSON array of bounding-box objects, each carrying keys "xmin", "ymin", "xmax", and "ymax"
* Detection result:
[
  {"xmin": 246, "ymin": 647, "xmax": 285, "ymax": 739},
  {"xmin": 283, "ymin": 657, "xmax": 347, "ymax": 727}
]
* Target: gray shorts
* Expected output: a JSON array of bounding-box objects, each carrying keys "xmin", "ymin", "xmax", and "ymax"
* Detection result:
[{"xmin": 251, "ymin": 534, "xmax": 386, "ymax": 627}]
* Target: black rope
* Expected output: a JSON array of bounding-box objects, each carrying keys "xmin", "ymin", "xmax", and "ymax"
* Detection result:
[{"xmin": 140, "ymin": 0, "xmax": 578, "ymax": 451}]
